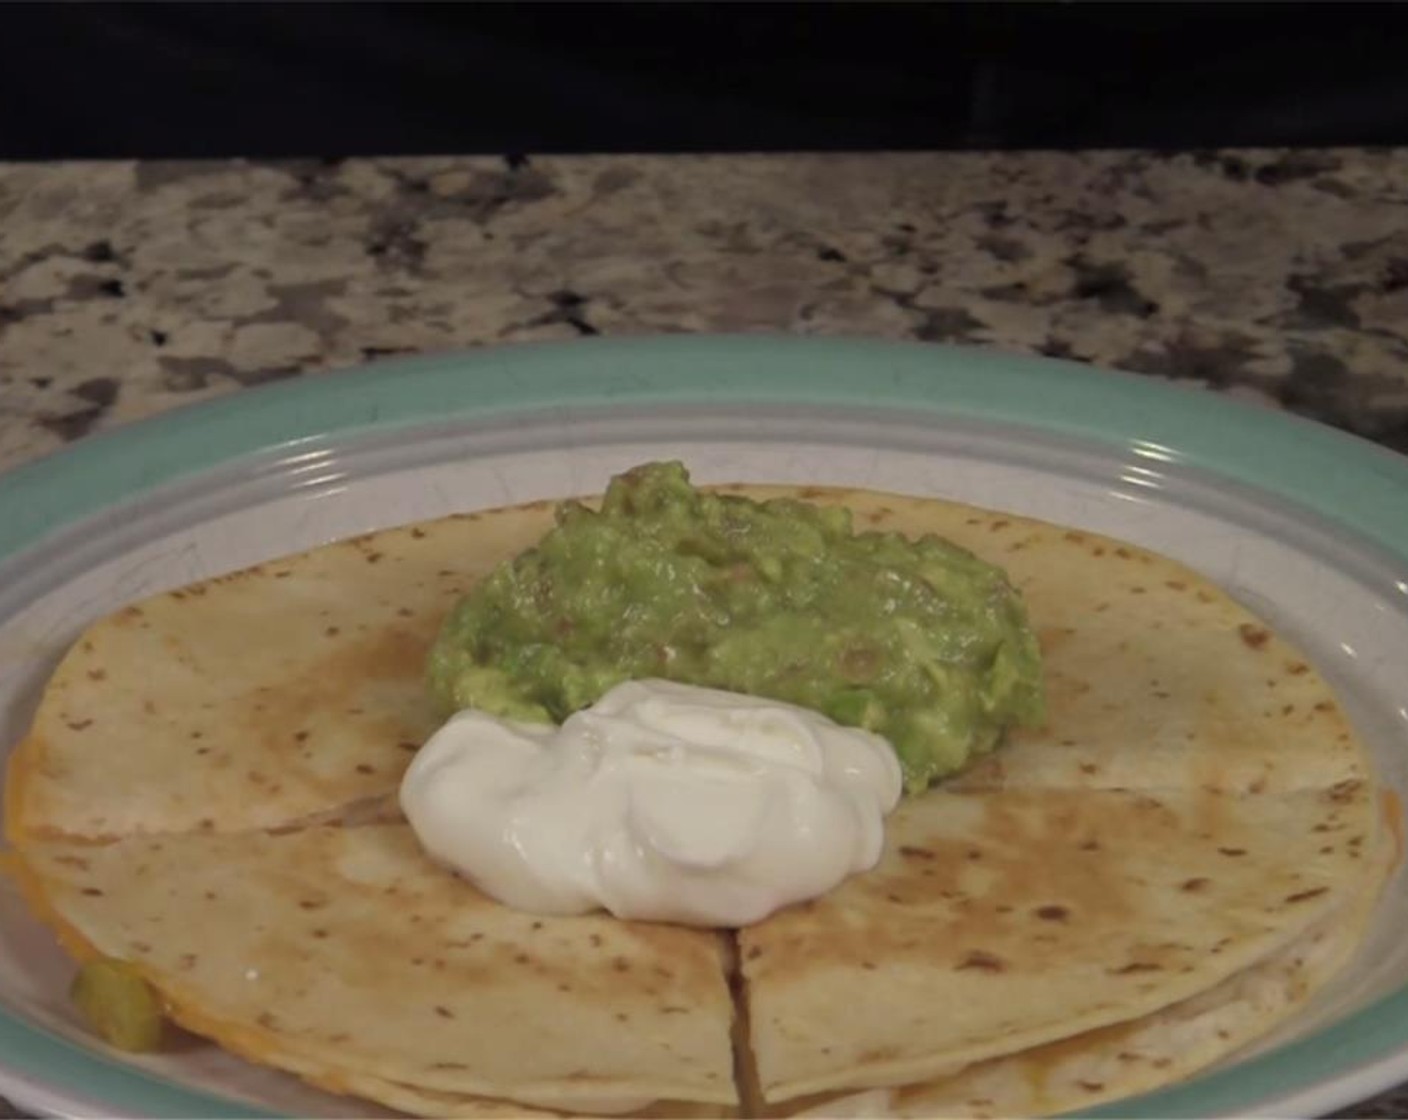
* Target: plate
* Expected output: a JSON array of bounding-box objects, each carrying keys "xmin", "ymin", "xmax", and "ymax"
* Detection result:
[{"xmin": 1, "ymin": 335, "xmax": 1406, "ymax": 1119}]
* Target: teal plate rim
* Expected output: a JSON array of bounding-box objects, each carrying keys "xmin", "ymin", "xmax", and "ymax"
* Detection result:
[{"xmin": 2, "ymin": 334, "xmax": 1408, "ymax": 1119}]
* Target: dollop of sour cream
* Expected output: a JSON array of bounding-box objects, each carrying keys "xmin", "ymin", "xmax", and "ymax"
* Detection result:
[{"xmin": 400, "ymin": 679, "xmax": 903, "ymax": 926}]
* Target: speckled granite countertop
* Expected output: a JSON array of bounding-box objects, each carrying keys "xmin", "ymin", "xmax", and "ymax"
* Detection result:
[
  {"xmin": 2, "ymin": 149, "xmax": 1408, "ymax": 1119},
  {"xmin": 3, "ymin": 149, "xmax": 1408, "ymax": 471}
]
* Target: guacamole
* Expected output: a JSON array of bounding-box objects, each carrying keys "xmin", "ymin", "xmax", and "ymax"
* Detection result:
[{"xmin": 427, "ymin": 462, "xmax": 1044, "ymax": 792}]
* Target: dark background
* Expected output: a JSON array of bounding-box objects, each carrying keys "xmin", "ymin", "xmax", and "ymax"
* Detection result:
[{"xmin": 3, "ymin": 2, "xmax": 1408, "ymax": 160}]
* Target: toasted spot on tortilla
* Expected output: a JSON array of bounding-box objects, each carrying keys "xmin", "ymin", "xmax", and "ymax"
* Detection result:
[
  {"xmin": 1238, "ymin": 624, "xmax": 1270, "ymax": 649},
  {"xmin": 957, "ymin": 951, "xmax": 1006, "ymax": 973}
]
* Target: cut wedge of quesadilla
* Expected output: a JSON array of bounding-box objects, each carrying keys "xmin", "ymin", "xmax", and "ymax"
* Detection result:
[
  {"xmin": 775, "ymin": 816, "xmax": 1394, "ymax": 1118},
  {"xmin": 11, "ymin": 824, "xmax": 738, "ymax": 1114},
  {"xmin": 737, "ymin": 783, "xmax": 1379, "ymax": 1102},
  {"xmin": 2, "ymin": 471, "xmax": 1390, "ymax": 1118},
  {"xmin": 6, "ymin": 507, "xmax": 557, "ymax": 842}
]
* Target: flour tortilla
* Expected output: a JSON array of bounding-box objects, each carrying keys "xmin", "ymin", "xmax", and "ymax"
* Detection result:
[
  {"xmin": 780, "ymin": 816, "xmax": 1393, "ymax": 1118},
  {"xmin": 3, "ymin": 481, "xmax": 1387, "ymax": 1117},
  {"xmin": 6, "ymin": 508, "xmax": 558, "ymax": 841},
  {"xmin": 738, "ymin": 783, "xmax": 1378, "ymax": 1102},
  {"xmin": 11, "ymin": 823, "xmax": 738, "ymax": 1112}
]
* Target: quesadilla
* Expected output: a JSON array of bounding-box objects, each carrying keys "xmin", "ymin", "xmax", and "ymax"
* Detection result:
[{"xmin": 2, "ymin": 477, "xmax": 1390, "ymax": 1117}]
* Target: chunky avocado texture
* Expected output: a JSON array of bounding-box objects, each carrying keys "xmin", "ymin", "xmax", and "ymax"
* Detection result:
[{"xmin": 427, "ymin": 462, "xmax": 1044, "ymax": 792}]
